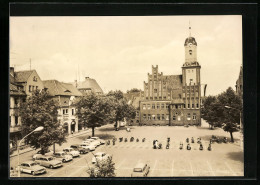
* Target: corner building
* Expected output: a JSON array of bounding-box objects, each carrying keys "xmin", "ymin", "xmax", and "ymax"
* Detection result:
[{"xmin": 139, "ymin": 35, "xmax": 201, "ymax": 126}]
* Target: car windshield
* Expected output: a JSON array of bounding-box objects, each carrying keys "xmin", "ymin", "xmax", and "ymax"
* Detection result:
[
  {"xmin": 134, "ymin": 168, "xmax": 143, "ymax": 172},
  {"xmin": 47, "ymin": 157, "xmax": 54, "ymax": 161},
  {"xmin": 30, "ymin": 163, "xmax": 37, "ymax": 166}
]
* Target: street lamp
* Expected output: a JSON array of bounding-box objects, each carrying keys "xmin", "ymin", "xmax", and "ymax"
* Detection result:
[
  {"xmin": 17, "ymin": 126, "xmax": 44, "ymax": 177},
  {"xmin": 224, "ymin": 105, "xmax": 243, "ymax": 150}
]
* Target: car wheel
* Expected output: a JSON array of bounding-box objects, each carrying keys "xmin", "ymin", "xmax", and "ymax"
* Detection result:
[
  {"xmin": 32, "ymin": 158, "xmax": 35, "ymax": 161},
  {"xmin": 62, "ymin": 159, "xmax": 66, "ymax": 163},
  {"xmin": 80, "ymin": 151, "xmax": 83, "ymax": 154},
  {"xmin": 31, "ymin": 171, "xmax": 35, "ymax": 176},
  {"xmin": 50, "ymin": 165, "xmax": 54, "ymax": 169}
]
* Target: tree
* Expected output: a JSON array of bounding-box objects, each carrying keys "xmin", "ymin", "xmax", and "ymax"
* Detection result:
[
  {"xmin": 126, "ymin": 88, "xmax": 141, "ymax": 93},
  {"xmin": 87, "ymin": 156, "xmax": 116, "ymax": 177},
  {"xmin": 217, "ymin": 87, "xmax": 242, "ymax": 142},
  {"xmin": 201, "ymin": 96, "xmax": 222, "ymax": 129},
  {"xmin": 19, "ymin": 90, "xmax": 66, "ymax": 154},
  {"xmin": 75, "ymin": 93, "xmax": 115, "ymax": 137},
  {"xmin": 107, "ymin": 90, "xmax": 136, "ymax": 127}
]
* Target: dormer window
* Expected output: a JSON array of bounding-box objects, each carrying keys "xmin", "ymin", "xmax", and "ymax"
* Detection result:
[
  {"xmin": 33, "ymin": 76, "xmax": 37, "ymax": 82},
  {"xmin": 189, "ymin": 50, "xmax": 192, "ymax": 55}
]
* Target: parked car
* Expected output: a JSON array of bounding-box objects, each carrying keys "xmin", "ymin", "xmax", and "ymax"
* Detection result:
[
  {"xmin": 63, "ymin": 148, "xmax": 80, "ymax": 158},
  {"xmin": 80, "ymin": 144, "xmax": 95, "ymax": 151},
  {"xmin": 18, "ymin": 161, "xmax": 46, "ymax": 175},
  {"xmin": 84, "ymin": 139, "xmax": 100, "ymax": 147},
  {"xmin": 90, "ymin": 137, "xmax": 105, "ymax": 145},
  {"xmin": 91, "ymin": 152, "xmax": 110, "ymax": 164},
  {"xmin": 34, "ymin": 155, "xmax": 62, "ymax": 169},
  {"xmin": 131, "ymin": 163, "xmax": 150, "ymax": 177},
  {"xmin": 53, "ymin": 151, "xmax": 73, "ymax": 163},
  {"xmin": 70, "ymin": 144, "xmax": 90, "ymax": 154},
  {"xmin": 32, "ymin": 149, "xmax": 53, "ymax": 160}
]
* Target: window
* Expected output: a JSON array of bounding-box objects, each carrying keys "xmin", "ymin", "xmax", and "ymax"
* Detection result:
[
  {"xmin": 173, "ymin": 115, "xmax": 176, "ymax": 121},
  {"xmin": 157, "ymin": 104, "xmax": 160, "ymax": 109},
  {"xmin": 187, "ymin": 113, "xmax": 191, "ymax": 120},
  {"xmin": 162, "ymin": 114, "xmax": 165, "ymax": 120},
  {"xmin": 192, "ymin": 104, "xmax": 194, "ymax": 108},
  {"xmin": 148, "ymin": 114, "xmax": 151, "ymax": 120},
  {"xmin": 143, "ymin": 104, "xmax": 146, "ymax": 110},
  {"xmin": 143, "ymin": 114, "xmax": 146, "ymax": 120},
  {"xmin": 147, "ymin": 104, "xmax": 151, "ymax": 110},
  {"xmin": 36, "ymin": 86, "xmax": 38, "ymax": 90},
  {"xmin": 66, "ymin": 109, "xmax": 68, "ymax": 114},
  {"xmin": 72, "ymin": 109, "xmax": 74, "ymax": 115},
  {"xmin": 188, "ymin": 104, "xmax": 190, "ymax": 108},
  {"xmin": 175, "ymin": 105, "xmax": 178, "ymax": 109},
  {"xmin": 157, "ymin": 114, "xmax": 160, "ymax": 120},
  {"xmin": 161, "ymin": 103, "xmax": 164, "ymax": 109},
  {"xmin": 154, "ymin": 97, "xmax": 157, "ymax": 100},
  {"xmin": 178, "ymin": 105, "xmax": 181, "ymax": 109},
  {"xmin": 14, "ymin": 98, "xmax": 18, "ymax": 105},
  {"xmin": 154, "ymin": 89, "xmax": 157, "ymax": 93},
  {"xmin": 136, "ymin": 111, "xmax": 139, "ymax": 118},
  {"xmin": 15, "ymin": 116, "xmax": 18, "ymax": 126},
  {"xmin": 63, "ymin": 109, "xmax": 65, "ymax": 114},
  {"xmin": 197, "ymin": 104, "xmax": 199, "ymax": 108},
  {"xmin": 184, "ymin": 104, "xmax": 186, "ymax": 108},
  {"xmin": 33, "ymin": 76, "xmax": 37, "ymax": 82},
  {"xmin": 189, "ymin": 50, "xmax": 192, "ymax": 55},
  {"xmin": 29, "ymin": 85, "xmax": 32, "ymax": 92},
  {"xmin": 152, "ymin": 104, "xmax": 155, "ymax": 109},
  {"xmin": 33, "ymin": 86, "xmax": 35, "ymax": 91},
  {"xmin": 166, "ymin": 104, "xmax": 169, "ymax": 109},
  {"xmin": 193, "ymin": 113, "xmax": 196, "ymax": 120},
  {"xmin": 166, "ymin": 114, "xmax": 169, "ymax": 120},
  {"xmin": 152, "ymin": 115, "xmax": 156, "ymax": 120}
]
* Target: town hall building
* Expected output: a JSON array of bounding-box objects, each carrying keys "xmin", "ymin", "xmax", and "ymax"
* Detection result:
[{"xmin": 127, "ymin": 32, "xmax": 202, "ymax": 126}]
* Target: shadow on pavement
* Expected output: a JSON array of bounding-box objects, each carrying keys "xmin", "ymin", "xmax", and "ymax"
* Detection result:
[
  {"xmin": 200, "ymin": 135, "xmax": 240, "ymax": 143},
  {"xmin": 77, "ymin": 133, "xmax": 115, "ymax": 140},
  {"xmin": 226, "ymin": 151, "xmax": 244, "ymax": 162}
]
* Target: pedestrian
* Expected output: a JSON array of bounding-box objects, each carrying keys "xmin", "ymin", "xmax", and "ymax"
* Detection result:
[
  {"xmin": 186, "ymin": 138, "xmax": 189, "ymax": 143},
  {"xmin": 191, "ymin": 137, "xmax": 194, "ymax": 143},
  {"xmin": 187, "ymin": 144, "xmax": 191, "ymax": 150},
  {"xmin": 208, "ymin": 143, "xmax": 212, "ymax": 151},
  {"xmin": 199, "ymin": 143, "xmax": 203, "ymax": 150}
]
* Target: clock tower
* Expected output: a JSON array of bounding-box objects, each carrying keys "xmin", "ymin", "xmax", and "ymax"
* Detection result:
[{"xmin": 182, "ymin": 25, "xmax": 202, "ymax": 125}]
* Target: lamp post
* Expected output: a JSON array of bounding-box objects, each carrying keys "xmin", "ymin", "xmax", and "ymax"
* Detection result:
[
  {"xmin": 17, "ymin": 126, "xmax": 44, "ymax": 177},
  {"xmin": 224, "ymin": 106, "xmax": 243, "ymax": 150}
]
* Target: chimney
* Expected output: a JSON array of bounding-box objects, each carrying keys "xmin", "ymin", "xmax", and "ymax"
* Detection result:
[
  {"xmin": 85, "ymin": 77, "xmax": 89, "ymax": 80},
  {"xmin": 10, "ymin": 67, "xmax": 14, "ymax": 77}
]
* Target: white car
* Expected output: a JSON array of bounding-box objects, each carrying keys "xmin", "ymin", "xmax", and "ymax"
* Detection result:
[
  {"xmin": 91, "ymin": 137, "xmax": 105, "ymax": 145},
  {"xmin": 84, "ymin": 139, "xmax": 100, "ymax": 147},
  {"xmin": 53, "ymin": 151, "xmax": 73, "ymax": 162},
  {"xmin": 18, "ymin": 161, "xmax": 46, "ymax": 175},
  {"xmin": 92, "ymin": 152, "xmax": 110, "ymax": 164},
  {"xmin": 32, "ymin": 149, "xmax": 53, "ymax": 160},
  {"xmin": 80, "ymin": 144, "xmax": 95, "ymax": 151},
  {"xmin": 63, "ymin": 148, "xmax": 80, "ymax": 158}
]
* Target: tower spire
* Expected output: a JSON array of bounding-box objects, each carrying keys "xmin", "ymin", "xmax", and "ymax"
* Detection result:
[{"xmin": 189, "ymin": 21, "xmax": 191, "ymax": 37}]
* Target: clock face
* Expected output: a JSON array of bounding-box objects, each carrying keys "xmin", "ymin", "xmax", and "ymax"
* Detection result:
[{"xmin": 189, "ymin": 43, "xmax": 192, "ymax": 47}]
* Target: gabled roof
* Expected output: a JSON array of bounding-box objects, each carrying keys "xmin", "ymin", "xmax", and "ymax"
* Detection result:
[
  {"xmin": 43, "ymin": 80, "xmax": 82, "ymax": 97},
  {"xmin": 74, "ymin": 77, "xmax": 103, "ymax": 94},
  {"xmin": 14, "ymin": 70, "xmax": 35, "ymax": 83}
]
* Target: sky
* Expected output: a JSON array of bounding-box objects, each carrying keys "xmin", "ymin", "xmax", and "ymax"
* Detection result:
[{"xmin": 10, "ymin": 16, "xmax": 242, "ymax": 95}]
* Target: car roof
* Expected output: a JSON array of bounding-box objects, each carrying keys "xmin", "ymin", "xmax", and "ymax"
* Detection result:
[
  {"xmin": 22, "ymin": 161, "xmax": 37, "ymax": 165},
  {"xmin": 71, "ymin": 144, "xmax": 80, "ymax": 146},
  {"xmin": 91, "ymin": 137, "xmax": 99, "ymax": 139},
  {"xmin": 134, "ymin": 163, "xmax": 146, "ymax": 169},
  {"xmin": 63, "ymin": 147, "xmax": 73, "ymax": 150},
  {"xmin": 55, "ymin": 151, "xmax": 65, "ymax": 154}
]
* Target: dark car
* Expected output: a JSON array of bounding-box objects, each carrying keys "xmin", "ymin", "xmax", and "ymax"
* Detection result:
[{"xmin": 70, "ymin": 144, "xmax": 90, "ymax": 154}]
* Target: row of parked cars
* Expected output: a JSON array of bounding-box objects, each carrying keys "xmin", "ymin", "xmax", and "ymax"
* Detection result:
[{"xmin": 18, "ymin": 137, "xmax": 106, "ymax": 176}]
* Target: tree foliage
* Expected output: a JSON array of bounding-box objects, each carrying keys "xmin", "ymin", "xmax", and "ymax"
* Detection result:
[
  {"xmin": 87, "ymin": 156, "xmax": 116, "ymax": 177},
  {"xmin": 201, "ymin": 87, "xmax": 242, "ymax": 142},
  {"xmin": 19, "ymin": 90, "xmax": 66, "ymax": 153},
  {"xmin": 126, "ymin": 88, "xmax": 141, "ymax": 93},
  {"xmin": 107, "ymin": 90, "xmax": 136, "ymax": 126},
  {"xmin": 75, "ymin": 93, "xmax": 115, "ymax": 136}
]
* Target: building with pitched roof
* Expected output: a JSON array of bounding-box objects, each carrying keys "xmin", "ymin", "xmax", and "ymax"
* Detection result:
[
  {"xmin": 14, "ymin": 69, "xmax": 44, "ymax": 96},
  {"xmin": 9, "ymin": 67, "xmax": 27, "ymax": 145},
  {"xmin": 43, "ymin": 80, "xmax": 82, "ymax": 135},
  {"xmin": 127, "ymin": 31, "xmax": 202, "ymax": 126},
  {"xmin": 72, "ymin": 77, "xmax": 103, "ymax": 95}
]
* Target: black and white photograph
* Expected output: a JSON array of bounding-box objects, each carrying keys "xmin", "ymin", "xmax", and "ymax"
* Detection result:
[{"xmin": 9, "ymin": 15, "xmax": 244, "ymax": 178}]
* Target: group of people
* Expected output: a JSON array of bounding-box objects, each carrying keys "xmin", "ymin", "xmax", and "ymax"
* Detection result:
[
  {"xmin": 153, "ymin": 140, "xmax": 162, "ymax": 149},
  {"xmin": 181, "ymin": 137, "xmax": 212, "ymax": 151}
]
